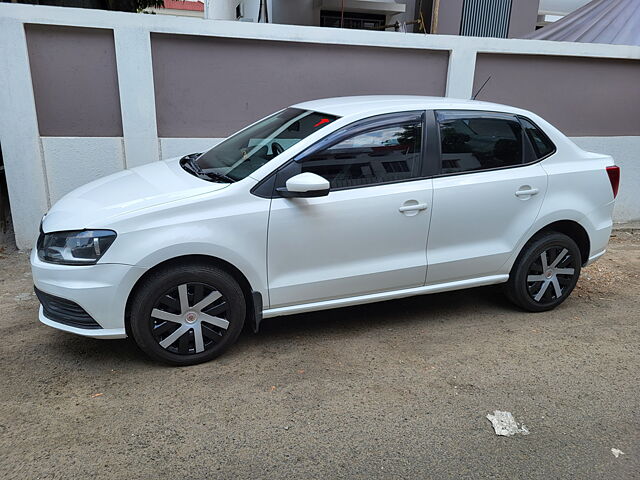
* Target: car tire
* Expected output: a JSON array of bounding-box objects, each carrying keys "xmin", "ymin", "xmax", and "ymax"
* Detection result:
[
  {"xmin": 505, "ymin": 232, "xmax": 582, "ymax": 312},
  {"xmin": 129, "ymin": 263, "xmax": 246, "ymax": 366}
]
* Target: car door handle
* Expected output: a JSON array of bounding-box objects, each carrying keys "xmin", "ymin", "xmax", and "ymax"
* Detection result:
[
  {"xmin": 515, "ymin": 188, "xmax": 539, "ymax": 197},
  {"xmin": 398, "ymin": 203, "xmax": 429, "ymax": 212}
]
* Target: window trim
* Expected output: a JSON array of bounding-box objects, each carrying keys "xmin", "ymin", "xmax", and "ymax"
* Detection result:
[
  {"xmin": 250, "ymin": 109, "xmax": 558, "ymax": 198},
  {"xmin": 432, "ymin": 109, "xmax": 556, "ymax": 179},
  {"xmin": 422, "ymin": 110, "xmax": 440, "ymax": 178},
  {"xmin": 252, "ymin": 111, "xmax": 429, "ymax": 198},
  {"xmin": 296, "ymin": 111, "xmax": 424, "ymax": 163}
]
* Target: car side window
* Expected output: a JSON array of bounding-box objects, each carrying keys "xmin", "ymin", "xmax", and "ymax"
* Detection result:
[
  {"xmin": 519, "ymin": 117, "xmax": 556, "ymax": 159},
  {"xmin": 436, "ymin": 111, "xmax": 524, "ymax": 174},
  {"xmin": 298, "ymin": 121, "xmax": 423, "ymax": 189}
]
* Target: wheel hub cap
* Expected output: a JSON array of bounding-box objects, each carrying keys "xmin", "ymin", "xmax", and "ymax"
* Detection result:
[
  {"xmin": 150, "ymin": 282, "xmax": 230, "ymax": 355},
  {"xmin": 526, "ymin": 246, "xmax": 577, "ymax": 304}
]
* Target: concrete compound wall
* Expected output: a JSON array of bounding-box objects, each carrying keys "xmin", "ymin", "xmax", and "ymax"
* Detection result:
[
  {"xmin": 473, "ymin": 53, "xmax": 640, "ymax": 137},
  {"xmin": 150, "ymin": 34, "xmax": 449, "ymax": 137},
  {"xmin": 0, "ymin": 3, "xmax": 639, "ymax": 248},
  {"xmin": 25, "ymin": 24, "xmax": 124, "ymax": 137}
]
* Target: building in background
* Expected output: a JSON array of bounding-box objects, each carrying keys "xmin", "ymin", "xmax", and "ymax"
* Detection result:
[
  {"xmin": 536, "ymin": 0, "xmax": 591, "ymax": 28},
  {"xmin": 0, "ymin": 0, "xmax": 165, "ymax": 13},
  {"xmin": 146, "ymin": 0, "xmax": 204, "ymax": 17},
  {"xmin": 4, "ymin": 0, "xmax": 592, "ymax": 37},
  {"xmin": 205, "ymin": 0, "xmax": 419, "ymax": 32},
  {"xmin": 201, "ymin": 0, "xmax": 587, "ymax": 38},
  {"xmin": 424, "ymin": 0, "xmax": 538, "ymax": 38}
]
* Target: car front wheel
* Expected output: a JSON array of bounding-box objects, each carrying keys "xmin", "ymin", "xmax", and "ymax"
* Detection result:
[
  {"xmin": 129, "ymin": 263, "xmax": 246, "ymax": 365},
  {"xmin": 505, "ymin": 232, "xmax": 582, "ymax": 312}
]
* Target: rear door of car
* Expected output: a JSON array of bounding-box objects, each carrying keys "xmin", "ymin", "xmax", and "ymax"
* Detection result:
[{"xmin": 425, "ymin": 110, "xmax": 550, "ymax": 285}]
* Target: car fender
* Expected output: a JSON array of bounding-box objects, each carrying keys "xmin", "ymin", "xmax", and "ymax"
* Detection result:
[
  {"xmin": 500, "ymin": 209, "xmax": 589, "ymax": 274},
  {"xmin": 128, "ymin": 241, "xmax": 267, "ymax": 301}
]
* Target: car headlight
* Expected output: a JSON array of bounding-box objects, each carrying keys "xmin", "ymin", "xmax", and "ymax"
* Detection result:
[{"xmin": 37, "ymin": 230, "xmax": 117, "ymax": 265}]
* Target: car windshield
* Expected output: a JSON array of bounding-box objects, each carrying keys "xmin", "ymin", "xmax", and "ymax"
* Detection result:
[{"xmin": 195, "ymin": 108, "xmax": 339, "ymax": 181}]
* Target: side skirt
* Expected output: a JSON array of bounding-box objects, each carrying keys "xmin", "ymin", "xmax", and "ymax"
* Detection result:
[{"xmin": 261, "ymin": 274, "xmax": 509, "ymax": 319}]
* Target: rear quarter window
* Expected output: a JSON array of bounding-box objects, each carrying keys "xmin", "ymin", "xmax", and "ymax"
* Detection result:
[{"xmin": 519, "ymin": 117, "xmax": 556, "ymax": 159}]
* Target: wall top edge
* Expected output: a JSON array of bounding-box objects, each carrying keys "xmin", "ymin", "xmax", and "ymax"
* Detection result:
[{"xmin": 2, "ymin": 3, "xmax": 640, "ymax": 60}]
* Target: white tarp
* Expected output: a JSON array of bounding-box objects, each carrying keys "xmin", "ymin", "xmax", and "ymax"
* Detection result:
[{"xmin": 524, "ymin": 0, "xmax": 640, "ymax": 46}]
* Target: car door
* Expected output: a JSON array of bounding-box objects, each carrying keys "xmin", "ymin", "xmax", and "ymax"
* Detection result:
[
  {"xmin": 266, "ymin": 111, "xmax": 434, "ymax": 308},
  {"xmin": 426, "ymin": 110, "xmax": 548, "ymax": 285}
]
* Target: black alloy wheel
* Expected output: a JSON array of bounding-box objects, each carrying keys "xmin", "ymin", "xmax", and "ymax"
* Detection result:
[
  {"xmin": 150, "ymin": 282, "xmax": 229, "ymax": 355},
  {"xmin": 505, "ymin": 232, "xmax": 581, "ymax": 312},
  {"xmin": 525, "ymin": 245, "xmax": 578, "ymax": 307},
  {"xmin": 130, "ymin": 264, "xmax": 245, "ymax": 365}
]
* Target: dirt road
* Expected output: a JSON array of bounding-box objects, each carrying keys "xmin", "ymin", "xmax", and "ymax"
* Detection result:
[{"xmin": 1, "ymin": 234, "xmax": 638, "ymax": 479}]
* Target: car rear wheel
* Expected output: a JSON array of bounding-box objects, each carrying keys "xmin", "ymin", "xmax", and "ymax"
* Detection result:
[
  {"xmin": 129, "ymin": 264, "xmax": 245, "ymax": 365},
  {"xmin": 505, "ymin": 232, "xmax": 581, "ymax": 312}
]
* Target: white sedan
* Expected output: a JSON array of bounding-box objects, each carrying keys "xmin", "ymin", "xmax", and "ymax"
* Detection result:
[{"xmin": 31, "ymin": 96, "xmax": 619, "ymax": 365}]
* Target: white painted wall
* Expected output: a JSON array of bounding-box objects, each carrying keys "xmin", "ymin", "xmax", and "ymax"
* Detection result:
[
  {"xmin": 113, "ymin": 28, "xmax": 161, "ymax": 169},
  {"xmin": 204, "ymin": 0, "xmax": 237, "ymax": 19},
  {"xmin": 571, "ymin": 136, "xmax": 640, "ymax": 223},
  {"xmin": 159, "ymin": 138, "xmax": 222, "ymax": 160},
  {"xmin": 41, "ymin": 138, "xmax": 126, "ymax": 204},
  {"xmin": 0, "ymin": 16, "xmax": 50, "ymax": 247},
  {"xmin": 1, "ymin": 3, "xmax": 639, "ymax": 248}
]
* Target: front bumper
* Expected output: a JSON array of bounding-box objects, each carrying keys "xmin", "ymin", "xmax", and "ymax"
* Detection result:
[
  {"xmin": 31, "ymin": 249, "xmax": 147, "ymax": 339},
  {"xmin": 38, "ymin": 307, "xmax": 127, "ymax": 339}
]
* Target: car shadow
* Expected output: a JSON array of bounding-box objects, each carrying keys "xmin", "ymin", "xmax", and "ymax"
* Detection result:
[
  {"xmin": 241, "ymin": 284, "xmax": 513, "ymax": 341},
  {"xmin": 49, "ymin": 284, "xmax": 512, "ymax": 367},
  {"xmin": 51, "ymin": 333, "xmax": 156, "ymax": 368}
]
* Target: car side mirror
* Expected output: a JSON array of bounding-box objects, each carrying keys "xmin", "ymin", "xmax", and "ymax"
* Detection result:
[{"xmin": 277, "ymin": 172, "xmax": 330, "ymax": 198}]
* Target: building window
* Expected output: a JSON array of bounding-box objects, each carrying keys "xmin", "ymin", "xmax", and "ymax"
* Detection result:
[
  {"xmin": 460, "ymin": 0, "xmax": 513, "ymax": 38},
  {"xmin": 320, "ymin": 10, "xmax": 386, "ymax": 30}
]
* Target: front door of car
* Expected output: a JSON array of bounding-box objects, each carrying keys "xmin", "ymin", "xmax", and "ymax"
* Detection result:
[
  {"xmin": 266, "ymin": 112, "xmax": 433, "ymax": 308},
  {"xmin": 426, "ymin": 110, "xmax": 549, "ymax": 285}
]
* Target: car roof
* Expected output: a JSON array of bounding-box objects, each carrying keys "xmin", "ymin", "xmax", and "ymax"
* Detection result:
[{"xmin": 291, "ymin": 95, "xmax": 526, "ymax": 117}]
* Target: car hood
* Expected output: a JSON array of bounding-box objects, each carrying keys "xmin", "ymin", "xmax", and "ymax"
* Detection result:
[{"xmin": 42, "ymin": 157, "xmax": 228, "ymax": 233}]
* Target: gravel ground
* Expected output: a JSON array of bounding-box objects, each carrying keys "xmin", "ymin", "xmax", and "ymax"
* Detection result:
[{"xmin": 0, "ymin": 234, "xmax": 638, "ymax": 479}]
